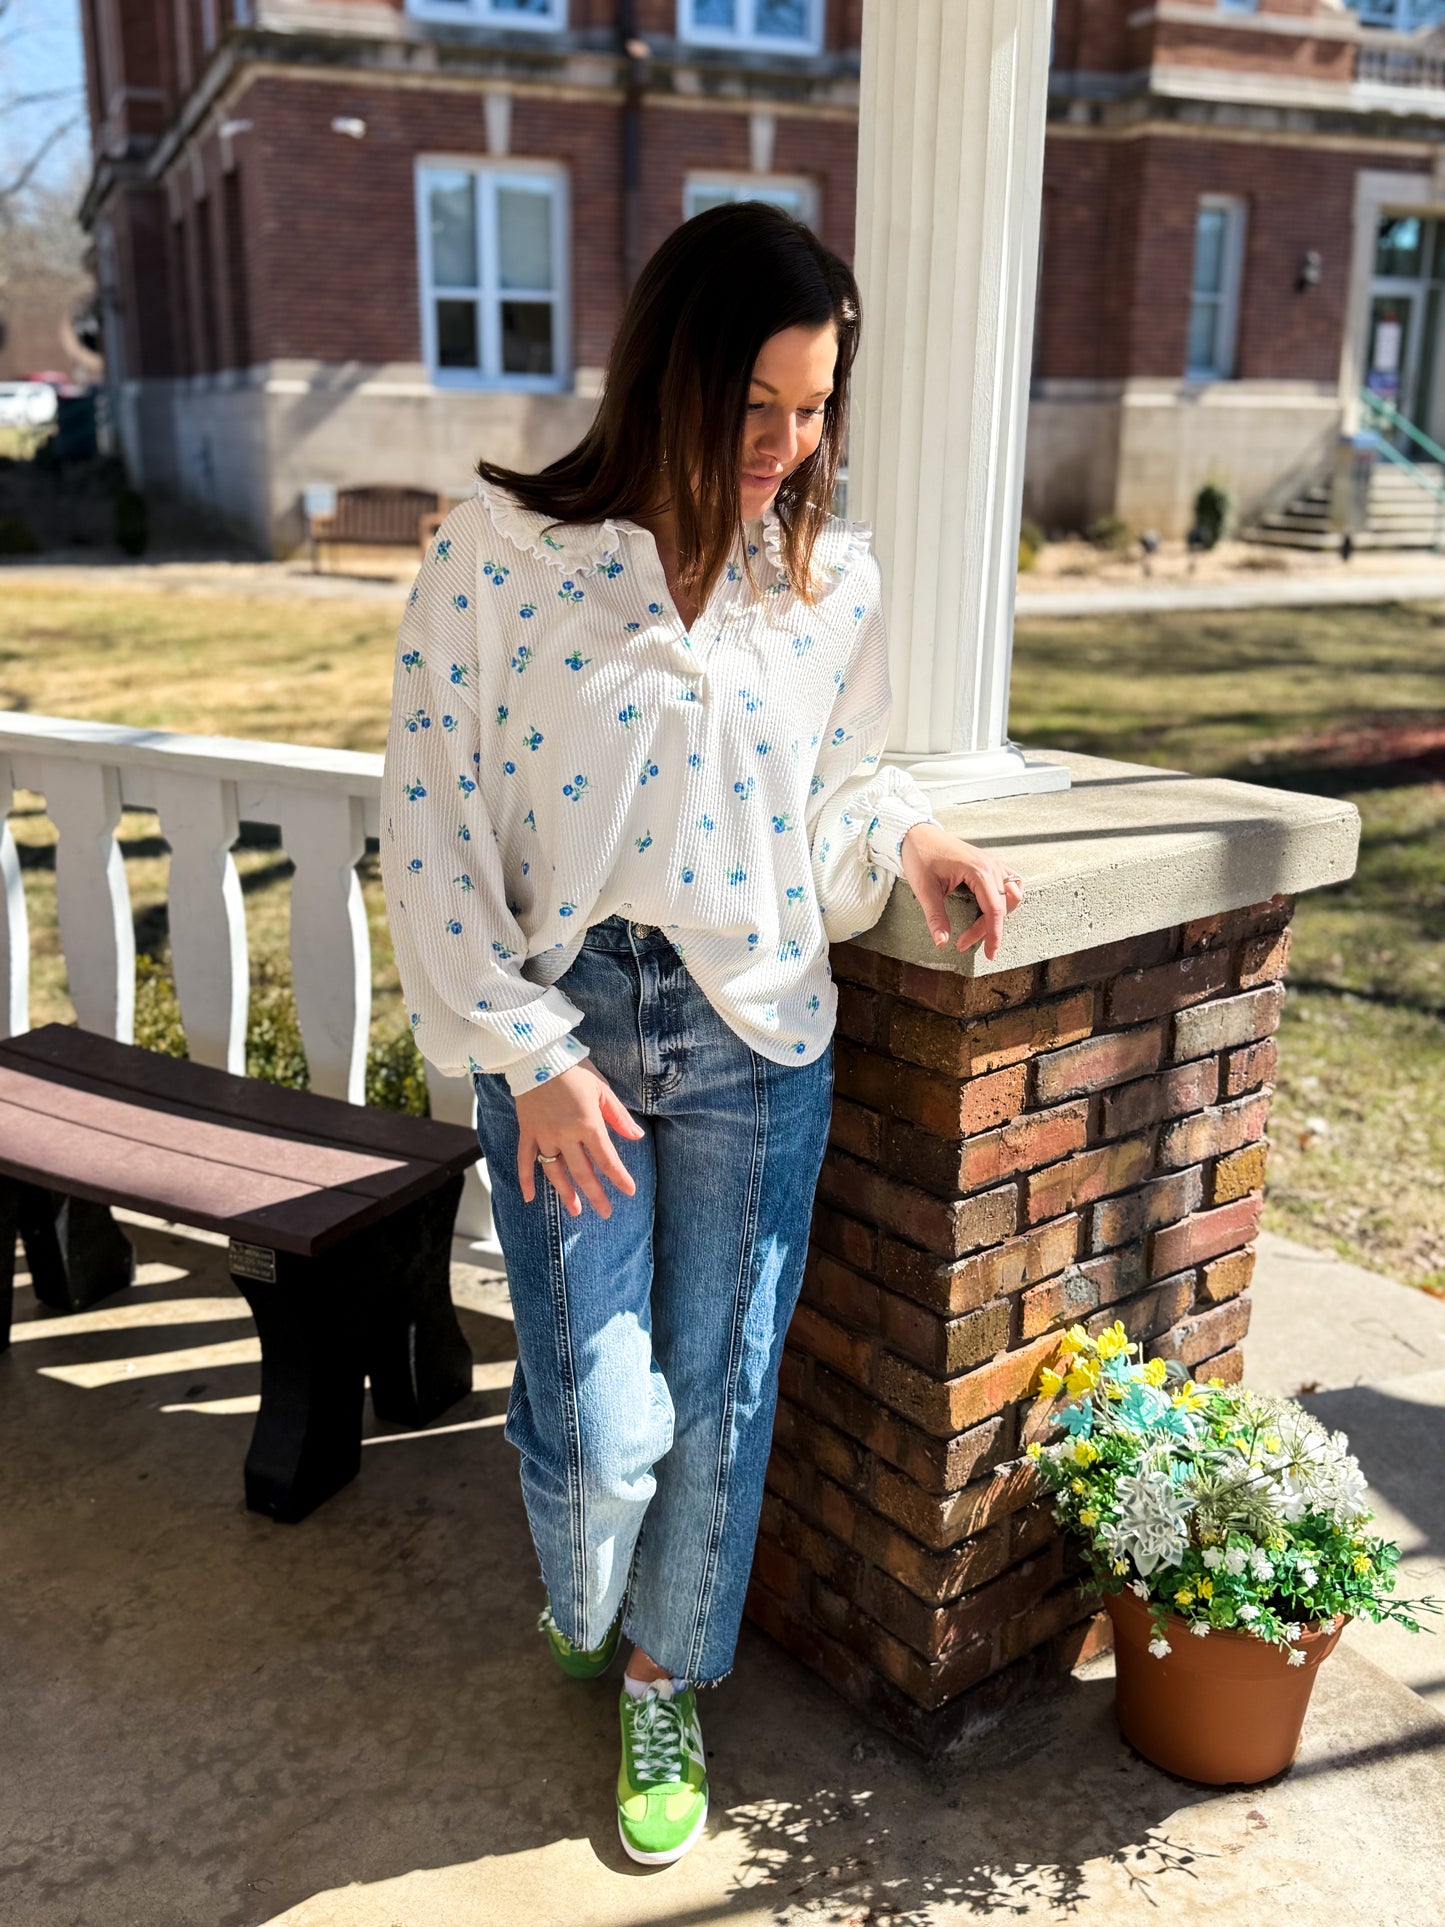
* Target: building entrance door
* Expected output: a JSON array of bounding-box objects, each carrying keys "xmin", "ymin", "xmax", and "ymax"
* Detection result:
[{"xmin": 1366, "ymin": 214, "xmax": 1445, "ymax": 453}]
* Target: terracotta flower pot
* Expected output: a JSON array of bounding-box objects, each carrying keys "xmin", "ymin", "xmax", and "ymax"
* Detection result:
[{"xmin": 1104, "ymin": 1584, "xmax": 1347, "ymax": 1785}]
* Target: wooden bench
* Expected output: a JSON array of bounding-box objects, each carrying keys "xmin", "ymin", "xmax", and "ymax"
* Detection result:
[
  {"xmin": 305, "ymin": 485, "xmax": 441, "ymax": 571},
  {"xmin": 0, "ymin": 1023, "xmax": 483, "ymax": 1523}
]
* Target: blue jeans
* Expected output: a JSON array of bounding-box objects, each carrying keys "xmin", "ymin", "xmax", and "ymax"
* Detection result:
[{"xmin": 471, "ymin": 913, "xmax": 835, "ymax": 1688}]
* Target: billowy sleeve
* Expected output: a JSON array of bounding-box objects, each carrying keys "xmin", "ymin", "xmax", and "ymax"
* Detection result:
[
  {"xmin": 806, "ymin": 561, "xmax": 939, "ymax": 943},
  {"xmin": 379, "ymin": 514, "xmax": 592, "ymax": 1097}
]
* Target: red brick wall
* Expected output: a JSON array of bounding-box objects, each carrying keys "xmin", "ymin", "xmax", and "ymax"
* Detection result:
[
  {"xmin": 746, "ymin": 895, "xmax": 1294, "ymax": 1755},
  {"xmin": 1036, "ymin": 133, "xmax": 1424, "ymax": 384}
]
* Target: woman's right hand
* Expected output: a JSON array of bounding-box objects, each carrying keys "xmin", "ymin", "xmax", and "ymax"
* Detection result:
[{"xmin": 513, "ymin": 1061, "xmax": 646, "ymax": 1217}]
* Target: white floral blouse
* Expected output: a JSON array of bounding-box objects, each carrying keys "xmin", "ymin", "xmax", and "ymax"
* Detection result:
[{"xmin": 379, "ymin": 479, "xmax": 940, "ymax": 1097}]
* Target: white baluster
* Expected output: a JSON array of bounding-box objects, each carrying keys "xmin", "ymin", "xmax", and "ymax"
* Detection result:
[
  {"xmin": 279, "ymin": 789, "xmax": 369, "ymax": 1103},
  {"xmin": 43, "ymin": 757, "xmax": 134, "ymax": 1040},
  {"xmin": 152, "ymin": 770, "xmax": 249, "ymax": 1073},
  {"xmin": 0, "ymin": 756, "xmax": 31, "ymax": 1038},
  {"xmin": 423, "ymin": 1060, "xmax": 500, "ymax": 1253}
]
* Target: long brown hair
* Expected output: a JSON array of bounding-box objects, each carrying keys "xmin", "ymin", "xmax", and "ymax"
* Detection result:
[{"xmin": 475, "ymin": 201, "xmax": 861, "ymax": 611}]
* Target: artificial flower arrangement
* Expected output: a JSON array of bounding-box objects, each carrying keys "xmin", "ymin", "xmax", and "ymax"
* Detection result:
[
  {"xmin": 1024, "ymin": 1320, "xmax": 1438, "ymax": 1662},
  {"xmin": 1020, "ymin": 1319, "xmax": 1440, "ymax": 1783}
]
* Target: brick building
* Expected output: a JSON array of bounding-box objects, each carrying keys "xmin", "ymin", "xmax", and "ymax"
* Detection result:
[{"xmin": 79, "ymin": 0, "xmax": 1445, "ymax": 548}]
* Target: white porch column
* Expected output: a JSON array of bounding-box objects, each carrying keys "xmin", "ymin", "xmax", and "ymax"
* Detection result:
[{"xmin": 853, "ymin": 0, "xmax": 1069, "ymax": 803}]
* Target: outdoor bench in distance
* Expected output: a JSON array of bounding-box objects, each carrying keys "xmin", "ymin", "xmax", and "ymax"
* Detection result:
[{"xmin": 0, "ymin": 1022, "xmax": 481, "ymax": 1522}]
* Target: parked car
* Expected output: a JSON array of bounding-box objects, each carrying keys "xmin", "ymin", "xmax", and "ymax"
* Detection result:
[{"xmin": 0, "ymin": 382, "xmax": 60, "ymax": 430}]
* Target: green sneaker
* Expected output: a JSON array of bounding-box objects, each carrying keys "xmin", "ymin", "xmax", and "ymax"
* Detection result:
[
  {"xmin": 616, "ymin": 1679, "xmax": 709, "ymax": 1865},
  {"xmin": 537, "ymin": 1596, "xmax": 622, "ymax": 1679}
]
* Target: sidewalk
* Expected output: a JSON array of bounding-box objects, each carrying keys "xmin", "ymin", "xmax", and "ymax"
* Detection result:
[{"xmin": 1, "ymin": 1215, "xmax": 1441, "ymax": 1926}]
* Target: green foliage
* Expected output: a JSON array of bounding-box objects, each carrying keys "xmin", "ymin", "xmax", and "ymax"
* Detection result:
[
  {"xmin": 1018, "ymin": 533, "xmax": 1039, "ymax": 573},
  {"xmin": 0, "ymin": 514, "xmax": 41, "ymax": 555},
  {"xmin": 133, "ymin": 953, "xmax": 187, "ymax": 1056},
  {"xmin": 114, "ymin": 485, "xmax": 149, "ymax": 557},
  {"xmin": 1194, "ymin": 480, "xmax": 1231, "ymax": 546},
  {"xmin": 132, "ymin": 951, "xmax": 431, "ymax": 1115},
  {"xmin": 1084, "ymin": 514, "xmax": 1133, "ymax": 553},
  {"xmin": 1019, "ymin": 518, "xmax": 1046, "ymax": 554}
]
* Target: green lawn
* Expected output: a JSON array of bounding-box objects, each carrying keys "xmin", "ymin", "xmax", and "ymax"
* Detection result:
[
  {"xmin": 2, "ymin": 575, "xmax": 1441, "ymax": 1291},
  {"xmin": 1011, "ymin": 602, "xmax": 1445, "ymax": 1294}
]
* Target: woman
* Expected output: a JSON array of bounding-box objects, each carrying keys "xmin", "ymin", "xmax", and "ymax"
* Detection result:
[{"xmin": 379, "ymin": 202, "xmax": 1023, "ymax": 1867}]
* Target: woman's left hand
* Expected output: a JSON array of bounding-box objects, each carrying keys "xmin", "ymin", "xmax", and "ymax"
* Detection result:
[{"xmin": 898, "ymin": 821, "xmax": 1026, "ymax": 963}]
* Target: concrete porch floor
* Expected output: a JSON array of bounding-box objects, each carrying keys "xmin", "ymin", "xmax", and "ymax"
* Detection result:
[{"xmin": 2, "ymin": 1216, "xmax": 1442, "ymax": 1927}]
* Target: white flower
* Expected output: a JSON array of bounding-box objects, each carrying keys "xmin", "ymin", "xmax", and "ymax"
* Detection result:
[
  {"xmin": 1300, "ymin": 1566, "xmax": 1319, "ymax": 1589},
  {"xmin": 1224, "ymin": 1547, "xmax": 1249, "ymax": 1576},
  {"xmin": 1148, "ymin": 1636, "xmax": 1172, "ymax": 1658},
  {"xmin": 1249, "ymin": 1549, "xmax": 1275, "ymax": 1582},
  {"xmin": 1237, "ymin": 1603, "xmax": 1260, "ymax": 1621},
  {"xmin": 1202, "ymin": 1547, "xmax": 1224, "ymax": 1571},
  {"xmin": 1130, "ymin": 1579, "xmax": 1150, "ymax": 1601},
  {"xmin": 1287, "ymin": 1649, "xmax": 1308, "ymax": 1667},
  {"xmin": 1191, "ymin": 1623, "xmax": 1211, "ymax": 1638},
  {"xmin": 1283, "ymin": 1622, "xmax": 1302, "ymax": 1641},
  {"xmin": 1106, "ymin": 1464, "xmax": 1195, "ymax": 1576}
]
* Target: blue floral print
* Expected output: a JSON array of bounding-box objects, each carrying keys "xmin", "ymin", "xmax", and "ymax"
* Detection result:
[{"xmin": 378, "ymin": 484, "xmax": 939, "ymax": 1095}]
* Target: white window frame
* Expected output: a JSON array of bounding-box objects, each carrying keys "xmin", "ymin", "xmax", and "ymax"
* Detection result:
[
  {"xmin": 678, "ymin": 0, "xmax": 823, "ymax": 56},
  {"xmin": 683, "ymin": 171, "xmax": 819, "ymax": 226},
  {"xmin": 1185, "ymin": 194, "xmax": 1247, "ymax": 382},
  {"xmin": 416, "ymin": 157, "xmax": 571, "ymax": 392},
  {"xmin": 406, "ymin": 0, "xmax": 567, "ymax": 28}
]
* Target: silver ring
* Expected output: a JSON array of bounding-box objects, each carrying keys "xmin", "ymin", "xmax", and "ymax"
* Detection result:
[{"xmin": 537, "ymin": 1150, "xmax": 561, "ymax": 1163}]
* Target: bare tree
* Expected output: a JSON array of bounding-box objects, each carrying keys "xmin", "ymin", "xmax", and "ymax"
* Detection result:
[{"xmin": 0, "ymin": 0, "xmax": 87, "ymax": 219}]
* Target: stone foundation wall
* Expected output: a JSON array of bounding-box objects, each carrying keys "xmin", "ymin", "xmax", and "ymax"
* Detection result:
[{"xmin": 744, "ymin": 894, "xmax": 1295, "ymax": 1757}]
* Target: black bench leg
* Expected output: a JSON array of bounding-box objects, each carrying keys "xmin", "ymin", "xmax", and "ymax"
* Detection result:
[
  {"xmin": 357, "ymin": 1172, "xmax": 473, "ymax": 1428},
  {"xmin": 230, "ymin": 1256, "xmax": 366, "ymax": 1524},
  {"xmin": 0, "ymin": 1183, "xmax": 18, "ymax": 1350},
  {"xmin": 10, "ymin": 1181, "xmax": 135, "ymax": 1315}
]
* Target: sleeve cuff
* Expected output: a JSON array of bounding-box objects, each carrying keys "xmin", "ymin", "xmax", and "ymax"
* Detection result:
[
  {"xmin": 866, "ymin": 788, "xmax": 939, "ymax": 880},
  {"xmin": 502, "ymin": 1029, "xmax": 591, "ymax": 1098}
]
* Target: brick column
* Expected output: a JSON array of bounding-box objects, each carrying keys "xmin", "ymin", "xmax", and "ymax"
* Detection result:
[{"xmin": 745, "ymin": 894, "xmax": 1293, "ymax": 1757}]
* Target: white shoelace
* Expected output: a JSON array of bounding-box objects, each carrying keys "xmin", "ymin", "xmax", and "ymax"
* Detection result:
[{"xmin": 628, "ymin": 1690, "xmax": 688, "ymax": 1785}]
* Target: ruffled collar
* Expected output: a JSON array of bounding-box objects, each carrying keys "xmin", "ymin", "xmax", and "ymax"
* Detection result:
[{"xmin": 476, "ymin": 476, "xmax": 871, "ymax": 600}]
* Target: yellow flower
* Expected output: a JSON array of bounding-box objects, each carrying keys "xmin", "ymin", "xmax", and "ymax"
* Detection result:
[
  {"xmin": 1353, "ymin": 1553, "xmax": 1372, "ymax": 1575},
  {"xmin": 1173, "ymin": 1381, "xmax": 1205, "ymax": 1413},
  {"xmin": 1070, "ymin": 1478, "xmax": 1086, "ymax": 1495},
  {"xmin": 1095, "ymin": 1321, "xmax": 1129, "ymax": 1362},
  {"xmin": 1265, "ymin": 1435, "xmax": 1281, "ymax": 1453},
  {"xmin": 1102, "ymin": 1379, "xmax": 1127, "ymax": 1401},
  {"xmin": 1058, "ymin": 1323, "xmax": 1092, "ymax": 1359},
  {"xmin": 1175, "ymin": 1589, "xmax": 1194, "ymax": 1607},
  {"xmin": 1197, "ymin": 1577, "xmax": 1214, "ymax": 1599},
  {"xmin": 1065, "ymin": 1358, "xmax": 1101, "ymax": 1399},
  {"xmin": 1071, "ymin": 1439, "xmax": 1099, "ymax": 1467},
  {"xmin": 1025, "ymin": 1441, "xmax": 1043, "ymax": 1460},
  {"xmin": 1207, "ymin": 1376, "xmax": 1225, "ymax": 1389},
  {"xmin": 1079, "ymin": 1508, "xmax": 1099, "ymax": 1527},
  {"xmin": 1037, "ymin": 1366, "xmax": 1066, "ymax": 1399},
  {"xmin": 1142, "ymin": 1356, "xmax": 1168, "ymax": 1388}
]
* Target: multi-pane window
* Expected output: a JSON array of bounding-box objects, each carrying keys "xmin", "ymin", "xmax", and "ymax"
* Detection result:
[
  {"xmin": 678, "ymin": 0, "xmax": 822, "ymax": 55},
  {"xmin": 406, "ymin": 0, "xmax": 567, "ymax": 26},
  {"xmin": 1186, "ymin": 195, "xmax": 1247, "ymax": 380},
  {"xmin": 418, "ymin": 163, "xmax": 568, "ymax": 387},
  {"xmin": 683, "ymin": 174, "xmax": 818, "ymax": 225}
]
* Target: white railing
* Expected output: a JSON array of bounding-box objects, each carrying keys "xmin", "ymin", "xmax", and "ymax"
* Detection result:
[
  {"xmin": 0, "ymin": 711, "xmax": 498, "ymax": 1246},
  {"xmin": 1356, "ymin": 41, "xmax": 1445, "ymax": 85}
]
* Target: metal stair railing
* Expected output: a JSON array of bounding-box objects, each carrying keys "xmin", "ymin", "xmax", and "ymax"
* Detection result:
[{"xmin": 1359, "ymin": 389, "xmax": 1445, "ymax": 549}]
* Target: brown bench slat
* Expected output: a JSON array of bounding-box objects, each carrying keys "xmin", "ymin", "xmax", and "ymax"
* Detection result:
[
  {"xmin": 0, "ymin": 1064, "xmax": 431, "ymax": 1200},
  {"xmin": 0, "ymin": 1098, "xmax": 375, "ymax": 1253},
  {"xmin": 0, "ymin": 1025, "xmax": 476, "ymax": 1170}
]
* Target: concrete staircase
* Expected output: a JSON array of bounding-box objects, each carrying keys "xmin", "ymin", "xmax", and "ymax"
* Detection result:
[{"xmin": 1242, "ymin": 459, "xmax": 1445, "ymax": 551}]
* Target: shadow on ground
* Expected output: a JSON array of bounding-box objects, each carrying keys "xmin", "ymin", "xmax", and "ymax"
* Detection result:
[{"xmin": 2, "ymin": 1222, "xmax": 1442, "ymax": 1927}]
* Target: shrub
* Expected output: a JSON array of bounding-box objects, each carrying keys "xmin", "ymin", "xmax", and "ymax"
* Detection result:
[
  {"xmin": 114, "ymin": 485, "xmax": 149, "ymax": 556},
  {"xmin": 132, "ymin": 951, "xmax": 430, "ymax": 1115},
  {"xmin": 0, "ymin": 514, "xmax": 41, "ymax": 556},
  {"xmin": 1018, "ymin": 533, "xmax": 1039, "ymax": 573},
  {"xmin": 1085, "ymin": 514, "xmax": 1133, "ymax": 553},
  {"xmin": 1019, "ymin": 517, "xmax": 1046, "ymax": 554},
  {"xmin": 1194, "ymin": 481, "xmax": 1231, "ymax": 548}
]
